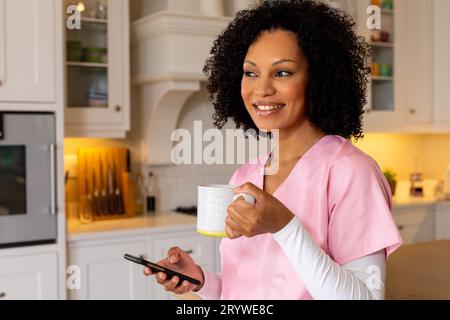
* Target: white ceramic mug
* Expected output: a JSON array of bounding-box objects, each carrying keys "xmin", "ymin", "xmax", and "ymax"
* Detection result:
[{"xmin": 197, "ymin": 185, "xmax": 255, "ymax": 237}]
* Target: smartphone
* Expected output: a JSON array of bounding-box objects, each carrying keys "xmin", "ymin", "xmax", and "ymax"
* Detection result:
[{"xmin": 123, "ymin": 253, "xmax": 201, "ymax": 286}]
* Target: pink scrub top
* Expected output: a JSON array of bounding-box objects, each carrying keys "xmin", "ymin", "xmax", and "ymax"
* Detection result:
[{"xmin": 220, "ymin": 135, "xmax": 403, "ymax": 300}]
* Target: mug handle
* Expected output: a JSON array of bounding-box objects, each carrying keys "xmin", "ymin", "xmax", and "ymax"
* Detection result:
[{"xmin": 232, "ymin": 193, "xmax": 255, "ymax": 205}]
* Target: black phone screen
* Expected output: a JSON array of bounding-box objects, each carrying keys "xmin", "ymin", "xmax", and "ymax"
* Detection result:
[{"xmin": 123, "ymin": 253, "xmax": 201, "ymax": 286}]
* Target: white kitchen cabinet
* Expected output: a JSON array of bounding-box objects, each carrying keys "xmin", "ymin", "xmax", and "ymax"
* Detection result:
[
  {"xmin": 64, "ymin": 0, "xmax": 130, "ymax": 138},
  {"xmin": 435, "ymin": 203, "xmax": 450, "ymax": 240},
  {"xmin": 0, "ymin": 0, "xmax": 56, "ymax": 104},
  {"xmin": 433, "ymin": 0, "xmax": 450, "ymax": 126},
  {"xmin": 392, "ymin": 206, "xmax": 435, "ymax": 244},
  {"xmin": 68, "ymin": 226, "xmax": 218, "ymax": 300},
  {"xmin": 68, "ymin": 237, "xmax": 150, "ymax": 300},
  {"xmin": 0, "ymin": 252, "xmax": 58, "ymax": 300},
  {"xmin": 356, "ymin": 0, "xmax": 433, "ymax": 132},
  {"xmin": 152, "ymin": 232, "xmax": 215, "ymax": 300}
]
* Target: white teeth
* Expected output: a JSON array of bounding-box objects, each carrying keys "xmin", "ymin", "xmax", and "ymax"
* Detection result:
[{"xmin": 255, "ymin": 105, "xmax": 285, "ymax": 111}]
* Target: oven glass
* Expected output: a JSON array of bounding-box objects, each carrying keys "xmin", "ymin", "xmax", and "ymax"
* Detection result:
[{"xmin": 0, "ymin": 146, "xmax": 26, "ymax": 215}]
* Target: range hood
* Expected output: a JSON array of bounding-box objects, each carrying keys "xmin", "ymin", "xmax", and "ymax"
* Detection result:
[{"xmin": 131, "ymin": 11, "xmax": 231, "ymax": 165}]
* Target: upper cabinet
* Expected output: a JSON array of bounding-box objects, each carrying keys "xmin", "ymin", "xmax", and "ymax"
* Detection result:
[
  {"xmin": 0, "ymin": 0, "xmax": 56, "ymax": 105},
  {"xmin": 433, "ymin": 0, "xmax": 450, "ymax": 127},
  {"xmin": 64, "ymin": 0, "xmax": 130, "ymax": 138},
  {"xmin": 356, "ymin": 0, "xmax": 436, "ymax": 132}
]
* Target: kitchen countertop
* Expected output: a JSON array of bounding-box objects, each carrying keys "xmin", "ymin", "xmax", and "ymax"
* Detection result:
[
  {"xmin": 386, "ymin": 240, "xmax": 450, "ymax": 299},
  {"xmin": 67, "ymin": 211, "xmax": 197, "ymax": 242},
  {"xmin": 392, "ymin": 195, "xmax": 447, "ymax": 208}
]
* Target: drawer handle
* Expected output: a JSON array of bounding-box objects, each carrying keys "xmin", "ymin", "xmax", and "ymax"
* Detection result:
[
  {"xmin": 0, "ymin": 292, "xmax": 6, "ymax": 299},
  {"xmin": 185, "ymin": 249, "xmax": 194, "ymax": 255},
  {"xmin": 397, "ymin": 225, "xmax": 405, "ymax": 231}
]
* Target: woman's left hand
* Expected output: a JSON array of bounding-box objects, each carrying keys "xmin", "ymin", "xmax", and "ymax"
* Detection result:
[{"xmin": 226, "ymin": 182, "xmax": 295, "ymax": 239}]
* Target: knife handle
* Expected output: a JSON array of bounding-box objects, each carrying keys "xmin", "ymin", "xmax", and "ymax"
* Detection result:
[
  {"xmin": 94, "ymin": 193, "xmax": 100, "ymax": 217},
  {"xmin": 115, "ymin": 189, "xmax": 123, "ymax": 214},
  {"xmin": 109, "ymin": 192, "xmax": 115, "ymax": 214},
  {"xmin": 101, "ymin": 191, "xmax": 108, "ymax": 214}
]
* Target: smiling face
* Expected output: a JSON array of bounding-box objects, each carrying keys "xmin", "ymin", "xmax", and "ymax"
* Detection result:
[{"xmin": 241, "ymin": 29, "xmax": 309, "ymax": 133}]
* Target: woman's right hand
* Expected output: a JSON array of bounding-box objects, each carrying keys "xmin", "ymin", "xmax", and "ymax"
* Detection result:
[{"xmin": 143, "ymin": 247, "xmax": 205, "ymax": 295}]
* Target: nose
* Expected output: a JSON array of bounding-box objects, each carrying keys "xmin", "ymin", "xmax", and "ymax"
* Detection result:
[{"xmin": 254, "ymin": 77, "xmax": 276, "ymax": 97}]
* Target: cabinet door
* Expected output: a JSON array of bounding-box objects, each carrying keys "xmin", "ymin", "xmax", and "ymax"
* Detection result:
[
  {"xmin": 0, "ymin": 0, "xmax": 56, "ymax": 103},
  {"xmin": 435, "ymin": 205, "xmax": 450, "ymax": 240},
  {"xmin": 393, "ymin": 206, "xmax": 434, "ymax": 244},
  {"xmin": 65, "ymin": 0, "xmax": 130, "ymax": 137},
  {"xmin": 361, "ymin": 0, "xmax": 432, "ymax": 130},
  {"xmin": 0, "ymin": 252, "xmax": 58, "ymax": 300},
  {"xmin": 151, "ymin": 232, "xmax": 215, "ymax": 300},
  {"xmin": 68, "ymin": 239, "xmax": 149, "ymax": 300},
  {"xmin": 433, "ymin": 0, "xmax": 450, "ymax": 125}
]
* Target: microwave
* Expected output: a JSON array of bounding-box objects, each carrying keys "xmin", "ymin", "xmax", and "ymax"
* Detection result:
[{"xmin": 0, "ymin": 113, "xmax": 57, "ymax": 248}]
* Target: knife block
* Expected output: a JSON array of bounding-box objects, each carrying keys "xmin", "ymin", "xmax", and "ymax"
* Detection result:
[{"xmin": 77, "ymin": 147, "xmax": 135, "ymax": 221}]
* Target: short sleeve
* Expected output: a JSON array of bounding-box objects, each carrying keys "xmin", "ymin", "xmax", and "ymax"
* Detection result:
[{"xmin": 327, "ymin": 154, "xmax": 403, "ymax": 265}]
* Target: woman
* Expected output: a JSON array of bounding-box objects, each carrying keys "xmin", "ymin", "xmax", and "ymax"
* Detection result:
[{"xmin": 144, "ymin": 0, "xmax": 403, "ymax": 300}]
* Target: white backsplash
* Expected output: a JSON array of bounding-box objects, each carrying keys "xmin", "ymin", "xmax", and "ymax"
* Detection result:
[{"xmin": 149, "ymin": 164, "xmax": 238, "ymax": 211}]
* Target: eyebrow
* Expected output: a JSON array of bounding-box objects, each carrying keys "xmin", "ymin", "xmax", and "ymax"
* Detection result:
[{"xmin": 244, "ymin": 59, "xmax": 297, "ymax": 67}]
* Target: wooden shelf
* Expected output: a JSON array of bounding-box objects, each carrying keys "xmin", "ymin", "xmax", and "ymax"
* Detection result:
[
  {"xmin": 372, "ymin": 41, "xmax": 394, "ymax": 48},
  {"xmin": 66, "ymin": 61, "xmax": 108, "ymax": 68},
  {"xmin": 381, "ymin": 8, "xmax": 394, "ymax": 15},
  {"xmin": 68, "ymin": 105, "xmax": 108, "ymax": 109},
  {"xmin": 373, "ymin": 76, "xmax": 394, "ymax": 81},
  {"xmin": 81, "ymin": 17, "xmax": 107, "ymax": 24}
]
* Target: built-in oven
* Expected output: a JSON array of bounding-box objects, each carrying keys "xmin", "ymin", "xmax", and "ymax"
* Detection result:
[{"xmin": 0, "ymin": 113, "xmax": 57, "ymax": 248}]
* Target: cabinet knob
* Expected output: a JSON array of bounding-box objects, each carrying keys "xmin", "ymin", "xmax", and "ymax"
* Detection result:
[
  {"xmin": 0, "ymin": 80, "xmax": 3, "ymax": 86},
  {"xmin": 0, "ymin": 292, "xmax": 6, "ymax": 299},
  {"xmin": 185, "ymin": 249, "xmax": 194, "ymax": 255},
  {"xmin": 115, "ymin": 105, "xmax": 121, "ymax": 112},
  {"xmin": 409, "ymin": 109, "xmax": 416, "ymax": 115},
  {"xmin": 397, "ymin": 225, "xmax": 405, "ymax": 231}
]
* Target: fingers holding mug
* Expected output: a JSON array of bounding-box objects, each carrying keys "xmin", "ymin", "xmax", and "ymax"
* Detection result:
[{"xmin": 232, "ymin": 193, "xmax": 255, "ymax": 206}]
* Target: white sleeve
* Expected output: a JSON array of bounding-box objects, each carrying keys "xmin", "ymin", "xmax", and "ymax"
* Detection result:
[
  {"xmin": 195, "ymin": 271, "xmax": 223, "ymax": 300},
  {"xmin": 272, "ymin": 217, "xmax": 386, "ymax": 300}
]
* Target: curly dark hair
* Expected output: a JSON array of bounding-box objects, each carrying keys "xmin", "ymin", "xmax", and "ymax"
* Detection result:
[{"xmin": 203, "ymin": 0, "xmax": 370, "ymax": 140}]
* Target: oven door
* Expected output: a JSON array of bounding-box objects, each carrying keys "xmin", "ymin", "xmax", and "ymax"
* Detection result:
[{"xmin": 0, "ymin": 113, "xmax": 57, "ymax": 247}]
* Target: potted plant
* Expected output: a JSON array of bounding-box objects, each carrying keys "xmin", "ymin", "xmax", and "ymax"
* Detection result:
[{"xmin": 383, "ymin": 168, "xmax": 397, "ymax": 196}]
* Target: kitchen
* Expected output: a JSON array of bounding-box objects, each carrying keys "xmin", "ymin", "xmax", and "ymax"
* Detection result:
[{"xmin": 1, "ymin": 0, "xmax": 450, "ymax": 300}]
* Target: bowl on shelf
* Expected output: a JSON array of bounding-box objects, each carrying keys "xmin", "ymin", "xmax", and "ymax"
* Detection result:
[
  {"xmin": 371, "ymin": 63, "xmax": 380, "ymax": 76},
  {"xmin": 83, "ymin": 47, "xmax": 107, "ymax": 63},
  {"xmin": 67, "ymin": 41, "xmax": 83, "ymax": 62},
  {"xmin": 379, "ymin": 64, "xmax": 393, "ymax": 77},
  {"xmin": 380, "ymin": 31, "xmax": 390, "ymax": 42}
]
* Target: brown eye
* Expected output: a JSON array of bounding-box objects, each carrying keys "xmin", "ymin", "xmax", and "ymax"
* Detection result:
[
  {"xmin": 244, "ymin": 71, "xmax": 257, "ymax": 78},
  {"xmin": 275, "ymin": 71, "xmax": 292, "ymax": 77}
]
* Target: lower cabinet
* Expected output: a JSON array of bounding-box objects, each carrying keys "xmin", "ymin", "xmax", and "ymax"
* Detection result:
[
  {"xmin": 435, "ymin": 203, "xmax": 450, "ymax": 240},
  {"xmin": 392, "ymin": 206, "xmax": 435, "ymax": 244},
  {"xmin": 0, "ymin": 252, "xmax": 58, "ymax": 300},
  {"xmin": 68, "ymin": 238, "xmax": 150, "ymax": 300},
  {"xmin": 68, "ymin": 227, "xmax": 219, "ymax": 300}
]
